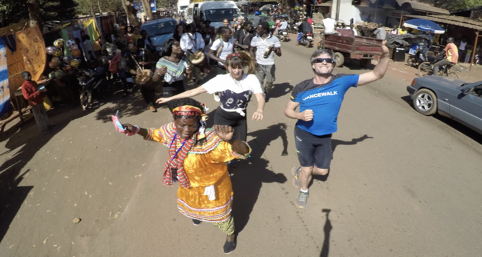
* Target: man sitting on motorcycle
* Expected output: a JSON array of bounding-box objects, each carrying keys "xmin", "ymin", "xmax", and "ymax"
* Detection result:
[
  {"xmin": 296, "ymin": 18, "xmax": 313, "ymax": 46},
  {"xmin": 433, "ymin": 37, "xmax": 458, "ymax": 76},
  {"xmin": 279, "ymin": 18, "xmax": 288, "ymax": 33}
]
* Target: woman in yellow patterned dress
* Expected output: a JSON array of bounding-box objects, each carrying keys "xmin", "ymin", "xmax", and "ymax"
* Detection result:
[{"xmin": 120, "ymin": 98, "xmax": 250, "ymax": 254}]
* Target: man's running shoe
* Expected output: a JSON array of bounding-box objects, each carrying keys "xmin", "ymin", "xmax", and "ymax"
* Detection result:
[
  {"xmin": 291, "ymin": 166, "xmax": 301, "ymax": 189},
  {"xmin": 192, "ymin": 219, "xmax": 202, "ymax": 226},
  {"xmin": 296, "ymin": 190, "xmax": 309, "ymax": 208}
]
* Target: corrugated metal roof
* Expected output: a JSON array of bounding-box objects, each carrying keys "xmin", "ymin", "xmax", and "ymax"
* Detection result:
[
  {"xmin": 404, "ymin": 14, "xmax": 482, "ymax": 31},
  {"xmin": 396, "ymin": 0, "xmax": 450, "ymax": 15}
]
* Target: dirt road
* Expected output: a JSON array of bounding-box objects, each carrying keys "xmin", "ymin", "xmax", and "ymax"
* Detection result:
[{"xmin": 1, "ymin": 39, "xmax": 482, "ymax": 257}]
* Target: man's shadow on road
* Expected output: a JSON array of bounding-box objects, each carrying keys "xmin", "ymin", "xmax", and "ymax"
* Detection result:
[
  {"xmin": 320, "ymin": 209, "xmax": 333, "ymax": 257},
  {"xmin": 231, "ymin": 123, "xmax": 290, "ymax": 233},
  {"xmin": 311, "ymin": 134, "xmax": 373, "ymax": 184}
]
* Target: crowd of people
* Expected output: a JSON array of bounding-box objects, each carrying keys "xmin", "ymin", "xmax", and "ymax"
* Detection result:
[
  {"xmin": 22, "ymin": 11, "xmax": 392, "ymax": 254},
  {"xmin": 104, "ymin": 14, "xmax": 391, "ymax": 255}
]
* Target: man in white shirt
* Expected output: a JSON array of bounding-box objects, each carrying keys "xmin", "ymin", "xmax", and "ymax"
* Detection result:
[
  {"xmin": 180, "ymin": 23, "xmax": 205, "ymax": 55},
  {"xmin": 250, "ymin": 21, "xmax": 282, "ymax": 97},
  {"xmin": 279, "ymin": 18, "xmax": 288, "ymax": 32}
]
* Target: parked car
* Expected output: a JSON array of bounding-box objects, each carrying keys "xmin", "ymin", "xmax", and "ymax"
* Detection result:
[
  {"xmin": 140, "ymin": 18, "xmax": 177, "ymax": 53},
  {"xmin": 407, "ymin": 76, "xmax": 482, "ymax": 134}
]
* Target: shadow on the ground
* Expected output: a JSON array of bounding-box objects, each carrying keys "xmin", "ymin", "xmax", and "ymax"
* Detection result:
[
  {"xmin": 311, "ymin": 134, "xmax": 373, "ymax": 183},
  {"xmin": 94, "ymin": 89, "xmax": 148, "ymax": 123},
  {"xmin": 320, "ymin": 209, "xmax": 332, "ymax": 257},
  {"xmin": 267, "ymin": 83, "xmax": 294, "ymax": 100},
  {"xmin": 400, "ymin": 95, "xmax": 482, "ymax": 144},
  {"xmin": 0, "ymin": 119, "xmax": 72, "ymax": 244},
  {"xmin": 232, "ymin": 124, "xmax": 289, "ymax": 234}
]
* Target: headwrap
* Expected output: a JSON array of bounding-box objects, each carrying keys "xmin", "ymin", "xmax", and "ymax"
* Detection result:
[
  {"xmin": 163, "ymin": 104, "xmax": 209, "ymax": 188},
  {"xmin": 226, "ymin": 53, "xmax": 241, "ymax": 60}
]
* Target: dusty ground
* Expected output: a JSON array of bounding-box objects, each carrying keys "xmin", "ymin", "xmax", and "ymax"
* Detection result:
[{"xmin": 1, "ymin": 34, "xmax": 482, "ymax": 257}]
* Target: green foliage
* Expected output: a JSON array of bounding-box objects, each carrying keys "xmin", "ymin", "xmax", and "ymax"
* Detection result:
[
  {"xmin": 75, "ymin": 0, "xmax": 123, "ymax": 15},
  {"xmin": 0, "ymin": 0, "xmax": 78, "ymax": 27}
]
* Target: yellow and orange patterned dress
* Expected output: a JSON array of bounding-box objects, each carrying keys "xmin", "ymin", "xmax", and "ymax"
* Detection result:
[{"xmin": 145, "ymin": 122, "xmax": 251, "ymax": 223}]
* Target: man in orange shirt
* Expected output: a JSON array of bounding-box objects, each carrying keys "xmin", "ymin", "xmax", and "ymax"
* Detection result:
[{"xmin": 433, "ymin": 37, "xmax": 458, "ymax": 76}]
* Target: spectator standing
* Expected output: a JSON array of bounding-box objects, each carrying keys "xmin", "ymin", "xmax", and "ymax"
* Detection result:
[{"xmin": 21, "ymin": 72, "xmax": 55, "ymax": 132}]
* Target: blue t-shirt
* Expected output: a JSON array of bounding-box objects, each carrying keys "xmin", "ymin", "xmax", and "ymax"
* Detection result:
[{"xmin": 291, "ymin": 74, "xmax": 359, "ymax": 136}]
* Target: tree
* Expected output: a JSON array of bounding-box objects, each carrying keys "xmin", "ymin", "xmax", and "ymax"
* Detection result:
[
  {"xmin": 141, "ymin": 0, "xmax": 153, "ymax": 20},
  {"xmin": 75, "ymin": 0, "xmax": 123, "ymax": 15},
  {"xmin": 0, "ymin": 0, "xmax": 77, "ymax": 31},
  {"xmin": 121, "ymin": 0, "xmax": 140, "ymax": 26}
]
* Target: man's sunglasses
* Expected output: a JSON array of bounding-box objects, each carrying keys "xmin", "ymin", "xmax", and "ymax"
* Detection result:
[{"xmin": 312, "ymin": 58, "xmax": 335, "ymax": 63}]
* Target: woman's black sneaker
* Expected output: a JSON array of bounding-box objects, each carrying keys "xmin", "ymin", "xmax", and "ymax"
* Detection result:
[{"xmin": 192, "ymin": 219, "xmax": 202, "ymax": 226}]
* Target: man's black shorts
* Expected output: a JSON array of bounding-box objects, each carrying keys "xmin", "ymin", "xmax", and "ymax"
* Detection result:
[{"xmin": 294, "ymin": 126, "xmax": 332, "ymax": 169}]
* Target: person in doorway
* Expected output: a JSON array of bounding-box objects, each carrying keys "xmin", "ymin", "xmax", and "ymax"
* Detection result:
[
  {"xmin": 459, "ymin": 37, "xmax": 467, "ymax": 62},
  {"xmin": 21, "ymin": 71, "xmax": 55, "ymax": 132},
  {"xmin": 284, "ymin": 42, "xmax": 390, "ymax": 208},
  {"xmin": 296, "ymin": 18, "xmax": 313, "ymax": 45},
  {"xmin": 250, "ymin": 22, "xmax": 282, "ymax": 97},
  {"xmin": 117, "ymin": 98, "xmax": 250, "ymax": 254},
  {"xmin": 433, "ymin": 37, "xmax": 458, "ymax": 76}
]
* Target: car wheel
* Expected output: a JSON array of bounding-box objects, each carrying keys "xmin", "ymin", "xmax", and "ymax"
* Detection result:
[
  {"xmin": 418, "ymin": 62, "xmax": 432, "ymax": 77},
  {"xmin": 413, "ymin": 89, "xmax": 437, "ymax": 116},
  {"xmin": 334, "ymin": 52, "xmax": 344, "ymax": 67}
]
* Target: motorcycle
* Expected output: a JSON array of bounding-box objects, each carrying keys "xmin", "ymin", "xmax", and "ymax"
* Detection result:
[
  {"xmin": 77, "ymin": 67, "xmax": 106, "ymax": 111},
  {"xmin": 407, "ymin": 43, "xmax": 428, "ymax": 68},
  {"xmin": 277, "ymin": 29, "xmax": 289, "ymax": 42},
  {"xmin": 418, "ymin": 52, "xmax": 460, "ymax": 79},
  {"xmin": 298, "ymin": 33, "xmax": 313, "ymax": 48}
]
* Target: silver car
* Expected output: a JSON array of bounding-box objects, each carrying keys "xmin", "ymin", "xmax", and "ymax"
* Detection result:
[{"xmin": 407, "ymin": 76, "xmax": 482, "ymax": 134}]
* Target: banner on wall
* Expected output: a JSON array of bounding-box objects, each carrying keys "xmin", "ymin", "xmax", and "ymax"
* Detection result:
[{"xmin": 0, "ymin": 37, "xmax": 11, "ymax": 117}]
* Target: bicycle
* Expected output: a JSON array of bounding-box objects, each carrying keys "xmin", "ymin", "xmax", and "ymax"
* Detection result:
[{"xmin": 418, "ymin": 61, "xmax": 461, "ymax": 79}]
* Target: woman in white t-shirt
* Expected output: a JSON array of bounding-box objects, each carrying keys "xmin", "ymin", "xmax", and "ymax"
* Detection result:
[
  {"xmin": 208, "ymin": 26, "xmax": 235, "ymax": 70},
  {"xmin": 156, "ymin": 51, "xmax": 265, "ymax": 143}
]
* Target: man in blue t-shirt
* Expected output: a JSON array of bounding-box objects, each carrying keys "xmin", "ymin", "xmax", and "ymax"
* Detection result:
[{"xmin": 284, "ymin": 43, "xmax": 389, "ymax": 208}]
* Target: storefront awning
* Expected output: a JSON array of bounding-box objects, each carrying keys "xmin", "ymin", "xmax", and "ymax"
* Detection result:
[
  {"xmin": 404, "ymin": 14, "xmax": 482, "ymax": 31},
  {"xmin": 396, "ymin": 0, "xmax": 449, "ymax": 15}
]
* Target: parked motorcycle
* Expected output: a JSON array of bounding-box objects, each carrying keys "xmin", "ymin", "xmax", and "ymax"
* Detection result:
[
  {"xmin": 298, "ymin": 33, "xmax": 313, "ymax": 48},
  {"xmin": 407, "ymin": 43, "xmax": 429, "ymax": 68},
  {"xmin": 77, "ymin": 67, "xmax": 106, "ymax": 111},
  {"xmin": 278, "ymin": 30, "xmax": 289, "ymax": 42}
]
